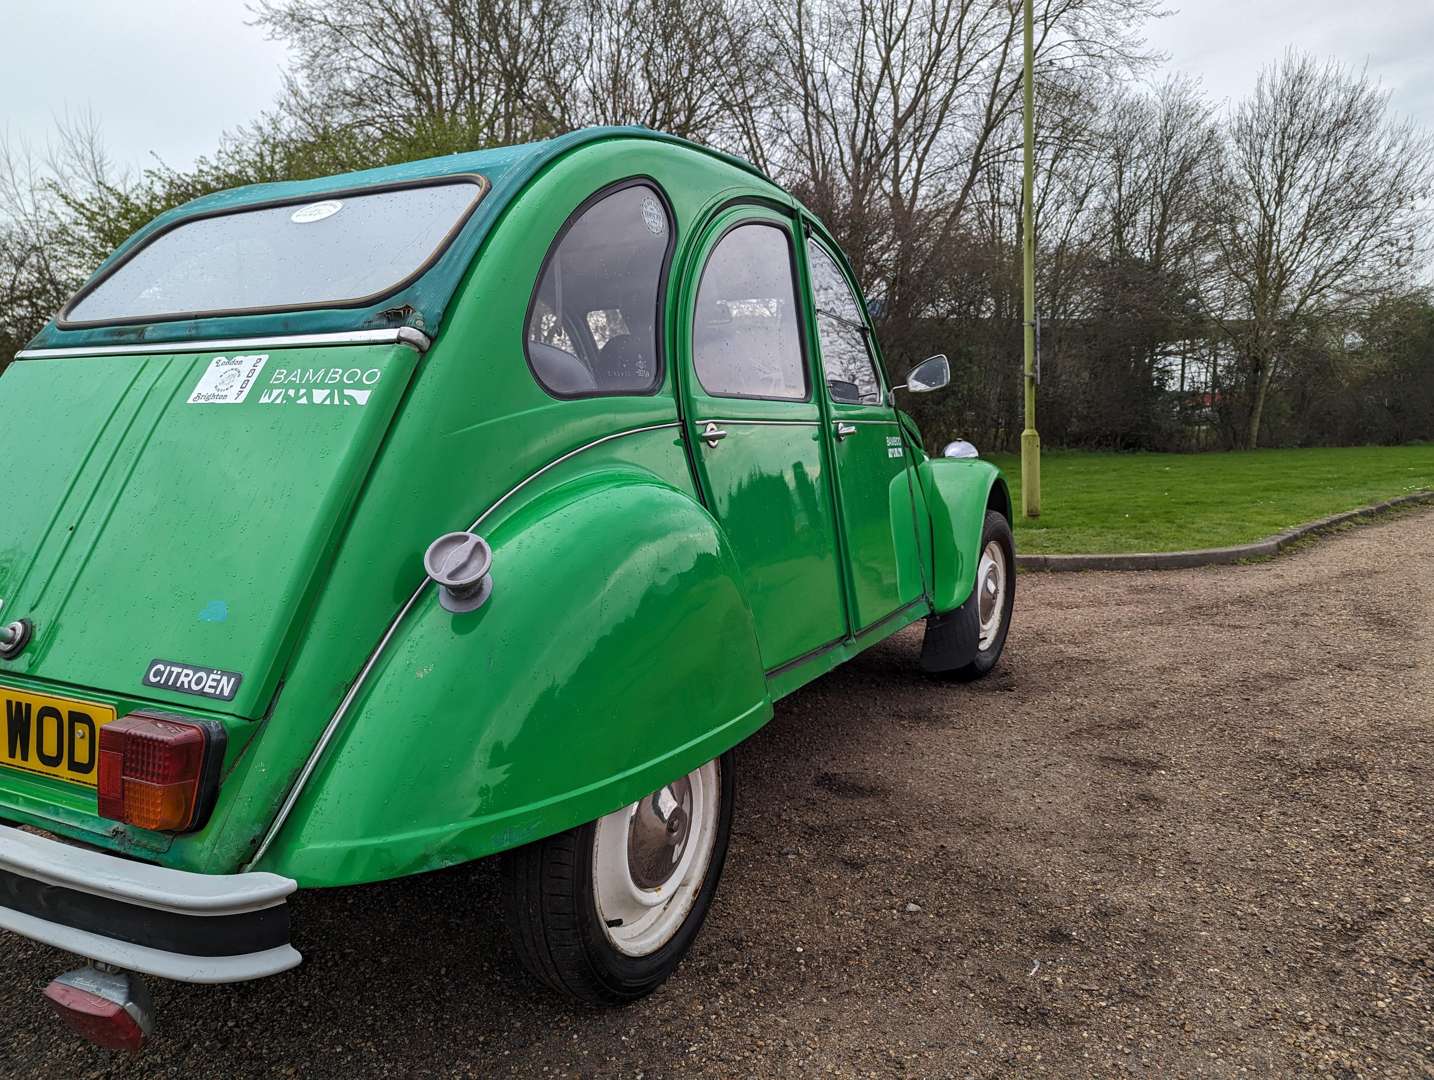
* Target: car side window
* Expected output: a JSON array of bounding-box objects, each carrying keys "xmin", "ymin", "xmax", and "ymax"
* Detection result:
[
  {"xmin": 692, "ymin": 223, "xmax": 808, "ymax": 401},
  {"xmin": 526, "ymin": 183, "xmax": 672, "ymax": 398},
  {"xmin": 807, "ymin": 241, "xmax": 882, "ymax": 405}
]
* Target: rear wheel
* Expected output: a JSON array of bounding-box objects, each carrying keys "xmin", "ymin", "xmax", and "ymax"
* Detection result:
[
  {"xmin": 921, "ymin": 510, "xmax": 1015, "ymax": 680},
  {"xmin": 500, "ymin": 753, "xmax": 734, "ymax": 1004}
]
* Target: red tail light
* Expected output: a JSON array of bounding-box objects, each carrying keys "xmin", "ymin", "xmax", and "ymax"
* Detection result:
[
  {"xmin": 97, "ymin": 713, "xmax": 225, "ymax": 832},
  {"xmin": 44, "ymin": 966, "xmax": 153, "ymax": 1053}
]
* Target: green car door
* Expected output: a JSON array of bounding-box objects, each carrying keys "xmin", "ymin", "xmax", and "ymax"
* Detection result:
[
  {"xmin": 803, "ymin": 234, "xmax": 926, "ymax": 630},
  {"xmin": 679, "ymin": 208, "xmax": 847, "ymax": 671}
]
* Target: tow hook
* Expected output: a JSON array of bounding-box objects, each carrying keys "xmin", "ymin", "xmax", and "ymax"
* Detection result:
[
  {"xmin": 0, "ymin": 616, "xmax": 32, "ymax": 659},
  {"xmin": 43, "ymin": 963, "xmax": 154, "ymax": 1052}
]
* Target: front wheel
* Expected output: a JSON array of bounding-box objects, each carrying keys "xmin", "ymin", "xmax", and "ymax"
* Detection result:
[
  {"xmin": 500, "ymin": 753, "xmax": 734, "ymax": 1004},
  {"xmin": 920, "ymin": 510, "xmax": 1015, "ymax": 680}
]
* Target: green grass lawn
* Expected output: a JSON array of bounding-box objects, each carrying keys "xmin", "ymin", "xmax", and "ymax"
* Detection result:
[{"xmin": 981, "ymin": 445, "xmax": 1434, "ymax": 554}]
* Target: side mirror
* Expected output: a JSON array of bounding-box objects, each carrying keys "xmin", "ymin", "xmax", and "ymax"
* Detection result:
[
  {"xmin": 827, "ymin": 378, "xmax": 862, "ymax": 404},
  {"xmin": 905, "ymin": 354, "xmax": 950, "ymax": 393}
]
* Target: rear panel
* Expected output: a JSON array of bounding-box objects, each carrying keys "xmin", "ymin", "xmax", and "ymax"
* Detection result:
[{"xmin": 0, "ymin": 340, "xmax": 419, "ymax": 829}]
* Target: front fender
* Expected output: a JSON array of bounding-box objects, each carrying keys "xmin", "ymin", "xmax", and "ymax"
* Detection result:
[
  {"xmin": 266, "ymin": 469, "xmax": 771, "ymax": 885},
  {"xmin": 919, "ymin": 458, "xmax": 1009, "ymax": 614}
]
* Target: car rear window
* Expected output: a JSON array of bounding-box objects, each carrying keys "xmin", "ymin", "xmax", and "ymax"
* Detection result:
[
  {"xmin": 62, "ymin": 179, "xmax": 486, "ymax": 326},
  {"xmin": 525, "ymin": 182, "xmax": 673, "ymax": 398}
]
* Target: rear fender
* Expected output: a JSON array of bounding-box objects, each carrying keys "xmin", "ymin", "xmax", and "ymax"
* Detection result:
[
  {"xmin": 919, "ymin": 458, "xmax": 1010, "ymax": 614},
  {"xmin": 264, "ymin": 468, "xmax": 771, "ymax": 885}
]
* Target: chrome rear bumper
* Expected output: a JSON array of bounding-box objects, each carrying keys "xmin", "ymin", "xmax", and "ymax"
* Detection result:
[{"xmin": 0, "ymin": 825, "xmax": 300, "ymax": 983}]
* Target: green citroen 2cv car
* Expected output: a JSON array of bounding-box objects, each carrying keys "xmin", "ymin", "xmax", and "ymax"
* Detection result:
[{"xmin": 0, "ymin": 126, "xmax": 1013, "ymax": 1046}]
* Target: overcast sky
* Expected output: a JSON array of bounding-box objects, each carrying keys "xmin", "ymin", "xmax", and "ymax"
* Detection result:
[
  {"xmin": 3, "ymin": 0, "xmax": 289, "ymax": 173},
  {"xmin": 2, "ymin": 1, "xmax": 1431, "ymax": 175},
  {"xmin": 1142, "ymin": 1, "xmax": 1434, "ymax": 121}
]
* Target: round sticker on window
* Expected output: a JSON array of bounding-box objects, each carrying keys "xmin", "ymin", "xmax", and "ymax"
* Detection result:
[
  {"xmin": 640, "ymin": 195, "xmax": 665, "ymax": 236},
  {"xmin": 290, "ymin": 200, "xmax": 343, "ymax": 224}
]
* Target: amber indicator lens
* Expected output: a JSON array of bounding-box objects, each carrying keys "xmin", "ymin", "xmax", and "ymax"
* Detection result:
[{"xmin": 96, "ymin": 714, "xmax": 223, "ymax": 832}]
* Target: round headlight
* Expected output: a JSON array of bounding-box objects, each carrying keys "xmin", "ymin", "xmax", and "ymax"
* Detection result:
[{"xmin": 942, "ymin": 439, "xmax": 979, "ymax": 459}]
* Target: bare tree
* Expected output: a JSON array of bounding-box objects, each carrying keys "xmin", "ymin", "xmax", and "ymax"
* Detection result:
[
  {"xmin": 7, "ymin": 7, "xmax": 1434, "ymax": 452},
  {"xmin": 253, "ymin": 0, "xmax": 574, "ymax": 145},
  {"xmin": 758, "ymin": 0, "xmax": 1158, "ymax": 328},
  {"xmin": 252, "ymin": 0, "xmax": 770, "ymax": 148},
  {"xmin": 0, "ymin": 111, "xmax": 131, "ymax": 364},
  {"xmin": 1102, "ymin": 77, "xmax": 1220, "ymax": 283},
  {"xmin": 1094, "ymin": 77, "xmax": 1221, "ymax": 418},
  {"xmin": 1211, "ymin": 51, "xmax": 1434, "ymax": 448},
  {"xmin": 547, "ymin": 0, "xmax": 777, "ymax": 141}
]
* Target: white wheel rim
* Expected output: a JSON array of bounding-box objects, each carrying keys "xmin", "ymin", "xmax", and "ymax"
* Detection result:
[
  {"xmin": 593, "ymin": 759, "xmax": 720, "ymax": 957},
  {"xmin": 976, "ymin": 539, "xmax": 1007, "ymax": 651}
]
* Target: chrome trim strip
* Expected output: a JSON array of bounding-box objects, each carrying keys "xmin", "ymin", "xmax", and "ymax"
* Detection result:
[
  {"xmin": 836, "ymin": 417, "xmax": 898, "ymax": 425},
  {"xmin": 245, "ymin": 420, "xmax": 683, "ymax": 870},
  {"xmin": 15, "ymin": 327, "xmax": 432, "ymax": 360},
  {"xmin": 764, "ymin": 597, "xmax": 930, "ymax": 680},
  {"xmin": 466, "ymin": 422, "xmax": 680, "ymax": 532},
  {"xmin": 854, "ymin": 596, "xmax": 930, "ymax": 639},
  {"xmin": 694, "ymin": 418, "xmax": 820, "ymax": 427},
  {"xmin": 764, "ymin": 635, "xmax": 847, "ymax": 679}
]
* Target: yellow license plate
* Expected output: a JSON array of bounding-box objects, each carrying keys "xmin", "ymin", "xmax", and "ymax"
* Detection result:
[{"xmin": 0, "ymin": 685, "xmax": 117, "ymax": 788}]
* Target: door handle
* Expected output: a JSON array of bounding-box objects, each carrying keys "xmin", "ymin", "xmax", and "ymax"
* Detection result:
[
  {"xmin": 701, "ymin": 421, "xmax": 728, "ymax": 448},
  {"xmin": 834, "ymin": 422, "xmax": 858, "ymax": 441}
]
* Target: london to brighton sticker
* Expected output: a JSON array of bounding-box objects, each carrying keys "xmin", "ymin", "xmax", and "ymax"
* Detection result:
[{"xmin": 187, "ymin": 354, "xmax": 268, "ymax": 405}]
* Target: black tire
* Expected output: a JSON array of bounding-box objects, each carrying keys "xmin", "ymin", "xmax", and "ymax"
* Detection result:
[
  {"xmin": 920, "ymin": 510, "xmax": 1015, "ymax": 681},
  {"xmin": 499, "ymin": 752, "xmax": 735, "ymax": 1005}
]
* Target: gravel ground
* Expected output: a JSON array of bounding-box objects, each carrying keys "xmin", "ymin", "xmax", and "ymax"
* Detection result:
[{"xmin": 3, "ymin": 510, "xmax": 1432, "ymax": 1078}]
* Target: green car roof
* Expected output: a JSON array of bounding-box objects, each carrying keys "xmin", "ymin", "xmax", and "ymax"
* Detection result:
[{"xmin": 26, "ymin": 126, "xmax": 771, "ymax": 353}]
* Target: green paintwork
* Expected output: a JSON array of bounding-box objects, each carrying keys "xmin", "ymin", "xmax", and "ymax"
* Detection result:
[
  {"xmin": 797, "ymin": 228, "xmax": 928, "ymax": 631},
  {"xmin": 275, "ymin": 453, "xmax": 772, "ymax": 882},
  {"xmin": 0, "ymin": 130, "xmax": 1008, "ymax": 888},
  {"xmin": 676, "ymin": 206, "xmax": 846, "ymax": 671},
  {"xmin": 0, "ymin": 346, "xmax": 416, "ymax": 720},
  {"xmin": 920, "ymin": 457, "xmax": 1011, "ymax": 613}
]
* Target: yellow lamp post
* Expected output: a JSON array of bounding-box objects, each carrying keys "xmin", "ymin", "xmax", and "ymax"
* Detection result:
[{"xmin": 1020, "ymin": 0, "xmax": 1041, "ymax": 517}]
